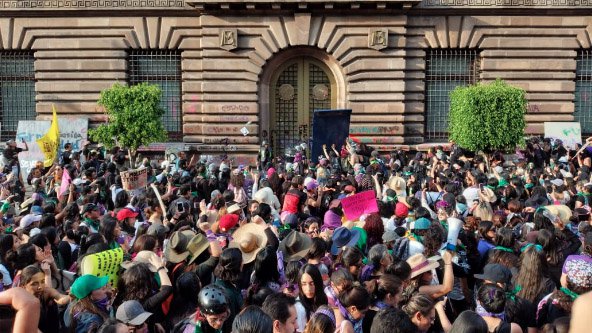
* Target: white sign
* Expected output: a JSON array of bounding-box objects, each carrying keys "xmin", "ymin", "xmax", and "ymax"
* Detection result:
[
  {"xmin": 544, "ymin": 122, "xmax": 582, "ymax": 149},
  {"xmin": 240, "ymin": 126, "xmax": 249, "ymax": 136},
  {"xmin": 16, "ymin": 118, "xmax": 88, "ymax": 180}
]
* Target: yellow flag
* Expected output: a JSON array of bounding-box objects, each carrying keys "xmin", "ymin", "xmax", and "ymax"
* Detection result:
[{"xmin": 36, "ymin": 105, "xmax": 60, "ymax": 167}]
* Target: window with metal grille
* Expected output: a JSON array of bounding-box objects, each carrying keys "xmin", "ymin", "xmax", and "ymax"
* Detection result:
[
  {"xmin": 575, "ymin": 50, "xmax": 592, "ymax": 135},
  {"xmin": 128, "ymin": 50, "xmax": 182, "ymax": 141},
  {"xmin": 0, "ymin": 51, "xmax": 36, "ymax": 142},
  {"xmin": 425, "ymin": 49, "xmax": 480, "ymax": 141}
]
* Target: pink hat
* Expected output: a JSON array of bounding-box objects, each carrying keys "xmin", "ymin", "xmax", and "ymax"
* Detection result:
[
  {"xmin": 267, "ymin": 168, "xmax": 276, "ymax": 178},
  {"xmin": 395, "ymin": 202, "xmax": 409, "ymax": 218}
]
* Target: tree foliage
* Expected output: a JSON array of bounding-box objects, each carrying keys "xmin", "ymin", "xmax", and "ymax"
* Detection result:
[
  {"xmin": 449, "ymin": 79, "xmax": 526, "ymax": 152},
  {"xmin": 89, "ymin": 83, "xmax": 168, "ymax": 154}
]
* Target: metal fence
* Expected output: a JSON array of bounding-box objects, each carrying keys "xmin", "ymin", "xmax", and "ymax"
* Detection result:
[
  {"xmin": 128, "ymin": 50, "xmax": 182, "ymax": 141},
  {"xmin": 0, "ymin": 51, "xmax": 36, "ymax": 142},
  {"xmin": 425, "ymin": 49, "xmax": 480, "ymax": 141},
  {"xmin": 576, "ymin": 50, "xmax": 592, "ymax": 135}
]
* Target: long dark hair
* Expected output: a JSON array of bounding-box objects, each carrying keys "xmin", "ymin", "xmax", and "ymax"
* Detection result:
[
  {"xmin": 6, "ymin": 243, "xmax": 37, "ymax": 271},
  {"xmin": 252, "ymin": 246, "xmax": 279, "ymax": 286},
  {"xmin": 298, "ymin": 264, "xmax": 328, "ymax": 317},
  {"xmin": 214, "ymin": 247, "xmax": 242, "ymax": 284},
  {"xmin": 515, "ymin": 245, "xmax": 548, "ymax": 303},
  {"xmin": 100, "ymin": 215, "xmax": 118, "ymax": 245}
]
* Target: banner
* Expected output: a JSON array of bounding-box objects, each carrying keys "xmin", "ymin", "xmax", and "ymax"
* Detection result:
[
  {"xmin": 120, "ymin": 168, "xmax": 148, "ymax": 191},
  {"xmin": 16, "ymin": 117, "xmax": 88, "ymax": 181},
  {"xmin": 80, "ymin": 247, "xmax": 124, "ymax": 287},
  {"xmin": 311, "ymin": 109, "xmax": 352, "ymax": 163},
  {"xmin": 36, "ymin": 107, "xmax": 60, "ymax": 167},
  {"xmin": 58, "ymin": 168, "xmax": 71, "ymax": 197},
  {"xmin": 544, "ymin": 122, "xmax": 582, "ymax": 149},
  {"xmin": 341, "ymin": 190, "xmax": 379, "ymax": 221}
]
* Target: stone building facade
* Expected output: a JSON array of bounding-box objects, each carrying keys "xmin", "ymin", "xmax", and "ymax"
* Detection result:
[{"xmin": 0, "ymin": 1, "xmax": 591, "ymax": 163}]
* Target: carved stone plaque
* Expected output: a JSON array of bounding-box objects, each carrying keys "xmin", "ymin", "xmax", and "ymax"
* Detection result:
[
  {"xmin": 220, "ymin": 29, "xmax": 238, "ymax": 51},
  {"xmin": 368, "ymin": 28, "xmax": 388, "ymax": 50}
]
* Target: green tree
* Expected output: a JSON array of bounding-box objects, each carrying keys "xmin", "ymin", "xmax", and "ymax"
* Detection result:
[
  {"xmin": 449, "ymin": 79, "xmax": 526, "ymax": 153},
  {"xmin": 90, "ymin": 83, "xmax": 168, "ymax": 159}
]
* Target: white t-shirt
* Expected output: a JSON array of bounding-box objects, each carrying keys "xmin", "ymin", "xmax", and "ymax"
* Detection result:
[
  {"xmin": 294, "ymin": 298, "xmax": 308, "ymax": 333},
  {"xmin": 0, "ymin": 263, "xmax": 12, "ymax": 287}
]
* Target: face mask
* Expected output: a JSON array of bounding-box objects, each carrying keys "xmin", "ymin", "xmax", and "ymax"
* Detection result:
[{"xmin": 93, "ymin": 295, "xmax": 110, "ymax": 311}]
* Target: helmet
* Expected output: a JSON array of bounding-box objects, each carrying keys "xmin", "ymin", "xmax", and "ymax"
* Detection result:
[
  {"xmin": 198, "ymin": 284, "xmax": 229, "ymax": 315},
  {"xmin": 261, "ymin": 140, "xmax": 268, "ymax": 146}
]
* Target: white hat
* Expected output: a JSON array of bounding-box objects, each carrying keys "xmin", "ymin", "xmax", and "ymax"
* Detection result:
[
  {"xmin": 550, "ymin": 179, "xmax": 564, "ymax": 187},
  {"xmin": 560, "ymin": 169, "xmax": 573, "ymax": 178},
  {"xmin": 29, "ymin": 228, "xmax": 41, "ymax": 237},
  {"xmin": 19, "ymin": 214, "xmax": 42, "ymax": 230}
]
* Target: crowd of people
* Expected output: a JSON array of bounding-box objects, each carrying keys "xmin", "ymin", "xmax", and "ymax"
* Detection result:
[{"xmin": 0, "ymin": 136, "xmax": 591, "ymax": 333}]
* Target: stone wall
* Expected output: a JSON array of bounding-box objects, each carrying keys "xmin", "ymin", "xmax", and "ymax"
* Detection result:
[{"xmin": 0, "ymin": 9, "xmax": 590, "ymax": 155}]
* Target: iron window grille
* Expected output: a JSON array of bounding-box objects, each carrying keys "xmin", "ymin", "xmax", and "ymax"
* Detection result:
[
  {"xmin": 425, "ymin": 49, "xmax": 480, "ymax": 141},
  {"xmin": 575, "ymin": 50, "xmax": 592, "ymax": 135},
  {"xmin": 128, "ymin": 50, "xmax": 182, "ymax": 141},
  {"xmin": 0, "ymin": 51, "xmax": 36, "ymax": 142}
]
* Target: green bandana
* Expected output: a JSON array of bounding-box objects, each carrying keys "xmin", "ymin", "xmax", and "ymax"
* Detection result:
[
  {"xmin": 494, "ymin": 246, "xmax": 514, "ymax": 253},
  {"xmin": 560, "ymin": 287, "xmax": 579, "ymax": 301},
  {"xmin": 84, "ymin": 217, "xmax": 100, "ymax": 232}
]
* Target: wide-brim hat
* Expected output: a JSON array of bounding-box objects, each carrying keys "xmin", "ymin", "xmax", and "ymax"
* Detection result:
[
  {"xmin": 330, "ymin": 227, "xmax": 361, "ymax": 256},
  {"xmin": 406, "ymin": 253, "xmax": 441, "ymax": 279},
  {"xmin": 228, "ymin": 223, "xmax": 268, "ymax": 264},
  {"xmin": 187, "ymin": 234, "xmax": 210, "ymax": 265},
  {"xmin": 544, "ymin": 205, "xmax": 572, "ymax": 224},
  {"xmin": 121, "ymin": 250, "xmax": 163, "ymax": 273},
  {"xmin": 164, "ymin": 230, "xmax": 196, "ymax": 263},
  {"xmin": 278, "ymin": 230, "xmax": 313, "ymax": 261}
]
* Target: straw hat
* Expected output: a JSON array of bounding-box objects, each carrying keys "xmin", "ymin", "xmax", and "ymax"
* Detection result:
[
  {"xmin": 544, "ymin": 205, "xmax": 572, "ymax": 224},
  {"xmin": 406, "ymin": 253, "xmax": 441, "ymax": 279},
  {"xmin": 228, "ymin": 223, "xmax": 268, "ymax": 264},
  {"xmin": 121, "ymin": 250, "xmax": 162, "ymax": 272},
  {"xmin": 278, "ymin": 230, "xmax": 313, "ymax": 261},
  {"xmin": 164, "ymin": 230, "xmax": 196, "ymax": 263}
]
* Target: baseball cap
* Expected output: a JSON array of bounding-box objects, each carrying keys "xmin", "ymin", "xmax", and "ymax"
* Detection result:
[
  {"xmin": 550, "ymin": 179, "xmax": 564, "ymax": 187},
  {"xmin": 81, "ymin": 203, "xmax": 99, "ymax": 216},
  {"xmin": 30, "ymin": 205, "xmax": 43, "ymax": 216},
  {"xmin": 70, "ymin": 275, "xmax": 109, "ymax": 299},
  {"xmin": 116, "ymin": 208, "xmax": 139, "ymax": 221},
  {"xmin": 218, "ymin": 214, "xmax": 239, "ymax": 233},
  {"xmin": 116, "ymin": 300, "xmax": 153, "ymax": 325},
  {"xmin": 474, "ymin": 263, "xmax": 512, "ymax": 285},
  {"xmin": 19, "ymin": 214, "xmax": 42, "ymax": 230},
  {"xmin": 382, "ymin": 230, "xmax": 399, "ymax": 243},
  {"xmin": 412, "ymin": 217, "xmax": 431, "ymax": 230}
]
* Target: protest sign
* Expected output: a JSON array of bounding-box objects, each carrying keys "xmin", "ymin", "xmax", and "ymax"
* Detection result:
[
  {"xmin": 311, "ymin": 109, "xmax": 352, "ymax": 163},
  {"xmin": 16, "ymin": 121, "xmax": 51, "ymax": 181},
  {"xmin": 120, "ymin": 168, "xmax": 148, "ymax": 191},
  {"xmin": 340, "ymin": 190, "xmax": 379, "ymax": 221},
  {"xmin": 544, "ymin": 122, "xmax": 582, "ymax": 149},
  {"xmin": 16, "ymin": 117, "xmax": 88, "ymax": 180},
  {"xmin": 80, "ymin": 247, "xmax": 124, "ymax": 287}
]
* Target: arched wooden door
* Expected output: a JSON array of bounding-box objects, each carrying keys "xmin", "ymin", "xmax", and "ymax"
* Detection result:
[{"xmin": 270, "ymin": 58, "xmax": 336, "ymax": 156}]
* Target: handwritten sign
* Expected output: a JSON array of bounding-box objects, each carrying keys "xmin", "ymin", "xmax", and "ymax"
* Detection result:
[
  {"xmin": 544, "ymin": 122, "xmax": 582, "ymax": 149},
  {"xmin": 340, "ymin": 190, "xmax": 379, "ymax": 221},
  {"xmin": 80, "ymin": 247, "xmax": 124, "ymax": 287},
  {"xmin": 120, "ymin": 168, "xmax": 148, "ymax": 191},
  {"xmin": 16, "ymin": 118, "xmax": 88, "ymax": 180}
]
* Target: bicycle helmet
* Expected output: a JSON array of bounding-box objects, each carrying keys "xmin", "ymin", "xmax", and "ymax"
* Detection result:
[{"xmin": 198, "ymin": 284, "xmax": 229, "ymax": 315}]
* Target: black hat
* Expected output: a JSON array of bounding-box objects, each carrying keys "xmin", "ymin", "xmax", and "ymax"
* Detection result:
[
  {"xmin": 474, "ymin": 264, "xmax": 511, "ymax": 285},
  {"xmin": 80, "ymin": 203, "xmax": 99, "ymax": 216}
]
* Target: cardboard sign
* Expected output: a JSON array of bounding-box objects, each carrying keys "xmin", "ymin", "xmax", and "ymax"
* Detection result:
[
  {"xmin": 16, "ymin": 118, "xmax": 88, "ymax": 180},
  {"xmin": 120, "ymin": 168, "xmax": 148, "ymax": 191},
  {"xmin": 544, "ymin": 122, "xmax": 582, "ymax": 149},
  {"xmin": 80, "ymin": 247, "xmax": 124, "ymax": 287},
  {"xmin": 341, "ymin": 190, "xmax": 379, "ymax": 221}
]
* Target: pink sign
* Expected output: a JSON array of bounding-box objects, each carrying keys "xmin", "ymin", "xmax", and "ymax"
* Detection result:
[{"xmin": 341, "ymin": 190, "xmax": 379, "ymax": 221}]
